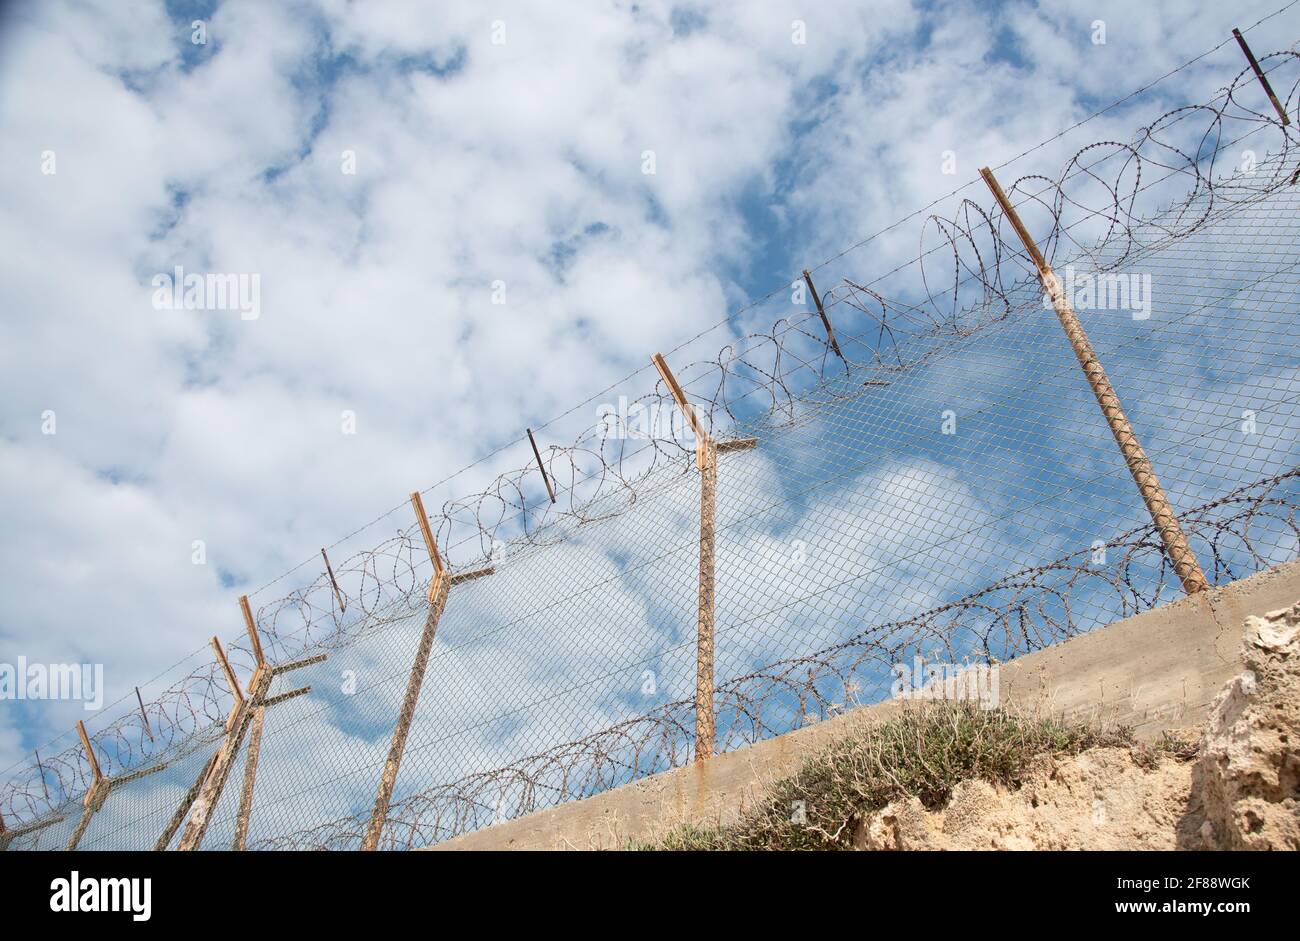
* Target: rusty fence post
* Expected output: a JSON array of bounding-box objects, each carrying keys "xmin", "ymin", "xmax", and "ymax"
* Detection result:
[
  {"xmin": 360, "ymin": 487, "xmax": 498, "ymax": 849},
  {"xmin": 1233, "ymin": 27, "xmax": 1291, "ymax": 126},
  {"xmin": 155, "ymin": 753, "xmax": 217, "ymax": 850},
  {"xmin": 175, "ymin": 599, "xmax": 271, "ymax": 850},
  {"xmin": 360, "ymin": 491, "xmax": 450, "ymax": 851},
  {"xmin": 231, "ymin": 706, "xmax": 265, "ymax": 851},
  {"xmin": 802, "ymin": 269, "xmax": 846, "ymax": 361},
  {"xmin": 652, "ymin": 353, "xmax": 757, "ymax": 762},
  {"xmin": 176, "ymin": 668, "xmax": 271, "ymax": 850},
  {"xmin": 210, "ymin": 635, "xmax": 245, "ymax": 730},
  {"xmin": 134, "ymin": 687, "xmax": 155, "ymax": 743},
  {"xmin": 65, "ymin": 721, "xmax": 107, "ymax": 850},
  {"xmin": 527, "ymin": 427, "xmax": 557, "ymax": 503},
  {"xmin": 652, "ymin": 353, "xmax": 716, "ymax": 761},
  {"xmin": 979, "ymin": 167, "xmax": 1209, "ymax": 595},
  {"xmin": 229, "ymin": 654, "xmax": 320, "ymax": 850},
  {"xmin": 696, "ymin": 434, "xmax": 718, "ymax": 759},
  {"xmin": 321, "ymin": 547, "xmax": 347, "ymax": 613}
]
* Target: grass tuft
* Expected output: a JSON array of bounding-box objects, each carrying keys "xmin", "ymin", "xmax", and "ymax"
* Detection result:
[{"xmin": 631, "ymin": 703, "xmax": 1140, "ymax": 851}]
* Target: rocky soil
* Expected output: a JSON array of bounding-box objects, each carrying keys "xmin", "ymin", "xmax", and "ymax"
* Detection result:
[{"xmin": 855, "ymin": 602, "xmax": 1300, "ymax": 851}]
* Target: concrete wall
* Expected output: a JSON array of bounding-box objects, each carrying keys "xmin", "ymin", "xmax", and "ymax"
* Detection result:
[{"xmin": 431, "ymin": 559, "xmax": 1300, "ymax": 851}]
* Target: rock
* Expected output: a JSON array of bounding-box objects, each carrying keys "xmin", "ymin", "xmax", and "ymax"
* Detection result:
[
  {"xmin": 1247, "ymin": 609, "xmax": 1300, "ymax": 652},
  {"xmin": 1185, "ymin": 601, "xmax": 1300, "ymax": 850},
  {"xmin": 853, "ymin": 748, "xmax": 1189, "ymax": 850},
  {"xmin": 854, "ymin": 797, "xmax": 939, "ymax": 850}
]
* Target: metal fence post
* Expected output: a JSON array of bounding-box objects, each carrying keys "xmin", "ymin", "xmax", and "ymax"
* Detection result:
[
  {"xmin": 980, "ymin": 167, "xmax": 1209, "ymax": 595},
  {"xmin": 361, "ymin": 491, "xmax": 450, "ymax": 850},
  {"xmin": 176, "ymin": 599, "xmax": 272, "ymax": 850}
]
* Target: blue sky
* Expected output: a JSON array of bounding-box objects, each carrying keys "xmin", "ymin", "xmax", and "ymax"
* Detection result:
[{"xmin": 2, "ymin": 0, "xmax": 1300, "ymax": 841}]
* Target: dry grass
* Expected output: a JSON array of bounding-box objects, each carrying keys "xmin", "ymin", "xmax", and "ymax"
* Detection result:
[{"xmin": 631, "ymin": 704, "xmax": 1177, "ymax": 851}]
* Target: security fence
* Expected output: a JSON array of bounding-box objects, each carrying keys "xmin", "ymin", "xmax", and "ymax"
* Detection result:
[{"xmin": 2, "ymin": 37, "xmax": 1299, "ymax": 852}]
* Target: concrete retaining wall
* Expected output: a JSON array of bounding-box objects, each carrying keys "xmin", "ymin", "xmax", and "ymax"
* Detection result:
[{"xmin": 430, "ymin": 558, "xmax": 1300, "ymax": 850}]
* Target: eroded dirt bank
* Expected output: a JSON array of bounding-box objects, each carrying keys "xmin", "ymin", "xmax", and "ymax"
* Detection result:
[{"xmin": 856, "ymin": 602, "xmax": 1300, "ymax": 851}]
